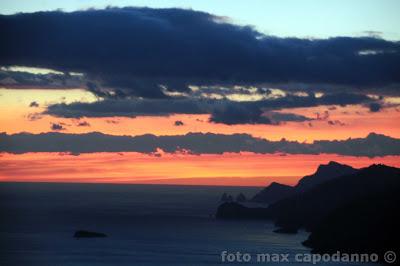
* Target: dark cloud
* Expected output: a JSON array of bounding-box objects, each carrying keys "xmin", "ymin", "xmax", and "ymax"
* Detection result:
[
  {"xmin": 77, "ymin": 121, "xmax": 90, "ymax": 127},
  {"xmin": 174, "ymin": 120, "xmax": 184, "ymax": 126},
  {"xmin": 256, "ymin": 88, "xmax": 272, "ymax": 95},
  {"xmin": 209, "ymin": 104, "xmax": 271, "ymax": 125},
  {"xmin": 0, "ymin": 69, "xmax": 85, "ymax": 89},
  {"xmin": 327, "ymin": 120, "xmax": 346, "ymax": 126},
  {"xmin": 209, "ymin": 109, "xmax": 312, "ymax": 125},
  {"xmin": 1, "ymin": 7, "xmax": 399, "ymax": 99},
  {"xmin": 29, "ymin": 101, "xmax": 39, "ymax": 107},
  {"xmin": 369, "ymin": 102, "xmax": 382, "ymax": 112},
  {"xmin": 106, "ymin": 119, "xmax": 120, "ymax": 124},
  {"xmin": 50, "ymin": 123, "xmax": 65, "ymax": 131},
  {"xmin": 45, "ymin": 98, "xmax": 209, "ymax": 118},
  {"xmin": 0, "ymin": 132, "xmax": 399, "ymax": 157},
  {"xmin": 315, "ymin": 110, "xmax": 330, "ymax": 120},
  {"xmin": 267, "ymin": 112, "xmax": 312, "ymax": 123},
  {"xmin": 43, "ymin": 92, "xmax": 376, "ymax": 124},
  {"xmin": 26, "ymin": 112, "xmax": 43, "ymax": 121}
]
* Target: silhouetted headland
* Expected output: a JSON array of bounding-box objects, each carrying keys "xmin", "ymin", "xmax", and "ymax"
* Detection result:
[
  {"xmin": 216, "ymin": 162, "xmax": 400, "ymax": 258},
  {"xmin": 250, "ymin": 161, "xmax": 356, "ymax": 204}
]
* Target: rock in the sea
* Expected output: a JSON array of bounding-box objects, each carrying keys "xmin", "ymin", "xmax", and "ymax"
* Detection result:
[
  {"xmin": 220, "ymin": 193, "xmax": 229, "ymax": 202},
  {"xmin": 220, "ymin": 193, "xmax": 235, "ymax": 202},
  {"xmin": 236, "ymin": 193, "xmax": 246, "ymax": 202},
  {"xmin": 74, "ymin": 230, "xmax": 107, "ymax": 238}
]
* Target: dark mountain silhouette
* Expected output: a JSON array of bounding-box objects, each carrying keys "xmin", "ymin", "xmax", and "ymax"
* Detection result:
[
  {"xmin": 216, "ymin": 163, "xmax": 400, "ymax": 256},
  {"xmin": 268, "ymin": 164, "xmax": 400, "ymax": 231},
  {"xmin": 303, "ymin": 189, "xmax": 400, "ymax": 259},
  {"xmin": 294, "ymin": 161, "xmax": 357, "ymax": 192},
  {"xmin": 251, "ymin": 182, "xmax": 294, "ymax": 204},
  {"xmin": 250, "ymin": 161, "xmax": 357, "ymax": 204}
]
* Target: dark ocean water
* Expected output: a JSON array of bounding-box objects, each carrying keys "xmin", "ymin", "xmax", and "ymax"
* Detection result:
[{"xmin": 0, "ymin": 183, "xmax": 376, "ymax": 265}]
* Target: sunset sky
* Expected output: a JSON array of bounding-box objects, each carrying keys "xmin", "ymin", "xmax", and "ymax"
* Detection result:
[{"xmin": 1, "ymin": 1, "xmax": 400, "ymax": 186}]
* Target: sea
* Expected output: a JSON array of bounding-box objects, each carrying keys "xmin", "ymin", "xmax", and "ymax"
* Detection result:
[{"xmin": 0, "ymin": 182, "xmax": 377, "ymax": 265}]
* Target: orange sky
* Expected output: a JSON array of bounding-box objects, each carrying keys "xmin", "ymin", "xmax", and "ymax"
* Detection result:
[
  {"xmin": 1, "ymin": 152, "xmax": 400, "ymax": 186},
  {"xmin": 1, "ymin": 88, "xmax": 400, "ymax": 186}
]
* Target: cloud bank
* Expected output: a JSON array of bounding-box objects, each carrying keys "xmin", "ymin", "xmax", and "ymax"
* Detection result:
[
  {"xmin": 43, "ymin": 92, "xmax": 375, "ymax": 124},
  {"xmin": 1, "ymin": 7, "xmax": 399, "ymax": 98},
  {"xmin": 1, "ymin": 7, "xmax": 399, "ymax": 126},
  {"xmin": 1, "ymin": 132, "xmax": 399, "ymax": 157}
]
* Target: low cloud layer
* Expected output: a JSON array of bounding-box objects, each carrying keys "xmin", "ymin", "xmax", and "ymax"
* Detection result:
[
  {"xmin": 50, "ymin": 123, "xmax": 66, "ymax": 131},
  {"xmin": 0, "ymin": 68, "xmax": 85, "ymax": 89},
  {"xmin": 1, "ymin": 132, "xmax": 399, "ymax": 157},
  {"xmin": 29, "ymin": 101, "xmax": 39, "ymax": 107},
  {"xmin": 1, "ymin": 7, "xmax": 399, "ymax": 99},
  {"xmin": 44, "ymin": 92, "xmax": 376, "ymax": 124}
]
